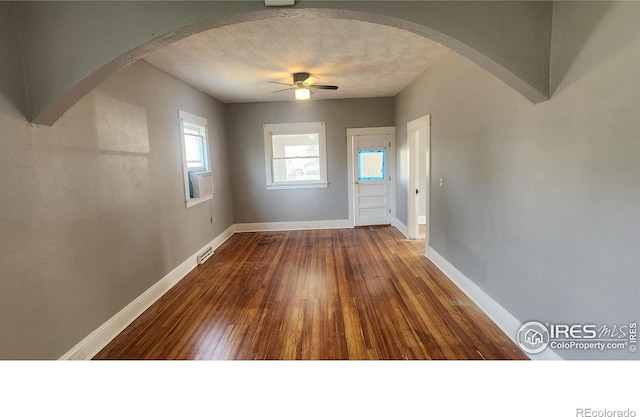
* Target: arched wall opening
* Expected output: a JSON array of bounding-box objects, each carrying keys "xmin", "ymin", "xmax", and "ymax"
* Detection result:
[{"xmin": 18, "ymin": 4, "xmax": 551, "ymax": 126}]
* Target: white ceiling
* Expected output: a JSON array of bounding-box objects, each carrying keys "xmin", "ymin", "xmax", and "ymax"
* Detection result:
[{"xmin": 143, "ymin": 17, "xmax": 450, "ymax": 103}]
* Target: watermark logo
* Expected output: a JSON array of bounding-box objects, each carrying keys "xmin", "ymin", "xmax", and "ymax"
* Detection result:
[
  {"xmin": 576, "ymin": 408, "xmax": 636, "ymax": 417},
  {"xmin": 517, "ymin": 321, "xmax": 550, "ymax": 354},
  {"xmin": 517, "ymin": 321, "xmax": 637, "ymax": 354}
]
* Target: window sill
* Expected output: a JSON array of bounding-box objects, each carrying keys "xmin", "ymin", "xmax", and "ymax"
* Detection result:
[
  {"xmin": 266, "ymin": 182, "xmax": 328, "ymax": 191},
  {"xmin": 185, "ymin": 194, "xmax": 212, "ymax": 208}
]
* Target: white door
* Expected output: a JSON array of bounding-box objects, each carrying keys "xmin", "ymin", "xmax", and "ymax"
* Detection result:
[{"xmin": 347, "ymin": 127, "xmax": 395, "ymax": 227}]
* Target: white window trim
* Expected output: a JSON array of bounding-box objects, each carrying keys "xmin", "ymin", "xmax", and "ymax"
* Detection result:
[
  {"xmin": 263, "ymin": 122, "xmax": 328, "ymax": 190},
  {"xmin": 179, "ymin": 110, "xmax": 213, "ymax": 208}
]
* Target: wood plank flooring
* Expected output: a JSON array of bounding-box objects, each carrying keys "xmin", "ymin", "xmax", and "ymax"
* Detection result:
[{"xmin": 94, "ymin": 227, "xmax": 527, "ymax": 360}]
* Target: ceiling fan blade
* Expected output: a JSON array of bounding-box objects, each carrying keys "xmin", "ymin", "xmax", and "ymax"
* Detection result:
[
  {"xmin": 268, "ymin": 81, "xmax": 294, "ymax": 86},
  {"xmin": 310, "ymin": 85, "xmax": 339, "ymax": 90},
  {"xmin": 271, "ymin": 87, "xmax": 295, "ymax": 93}
]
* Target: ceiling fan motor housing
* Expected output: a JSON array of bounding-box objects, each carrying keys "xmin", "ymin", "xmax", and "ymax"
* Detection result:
[{"xmin": 293, "ymin": 72, "xmax": 311, "ymax": 84}]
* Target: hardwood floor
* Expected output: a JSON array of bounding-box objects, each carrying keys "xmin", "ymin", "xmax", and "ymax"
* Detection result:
[{"xmin": 94, "ymin": 227, "xmax": 527, "ymax": 360}]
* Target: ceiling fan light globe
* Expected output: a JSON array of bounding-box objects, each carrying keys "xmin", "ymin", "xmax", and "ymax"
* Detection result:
[{"xmin": 295, "ymin": 88, "xmax": 311, "ymax": 100}]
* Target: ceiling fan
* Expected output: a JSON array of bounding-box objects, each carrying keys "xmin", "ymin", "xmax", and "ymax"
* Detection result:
[{"xmin": 269, "ymin": 72, "xmax": 338, "ymax": 100}]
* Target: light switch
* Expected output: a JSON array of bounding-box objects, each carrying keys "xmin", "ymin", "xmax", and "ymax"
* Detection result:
[{"xmin": 439, "ymin": 178, "xmax": 444, "ymax": 187}]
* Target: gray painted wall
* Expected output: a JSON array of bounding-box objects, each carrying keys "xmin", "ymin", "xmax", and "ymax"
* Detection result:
[
  {"xmin": 0, "ymin": 3, "xmax": 27, "ymax": 117},
  {"xmin": 13, "ymin": 1, "xmax": 552, "ymax": 125},
  {"xmin": 3, "ymin": 1, "xmax": 637, "ymax": 360},
  {"xmin": 395, "ymin": 2, "xmax": 640, "ymax": 359},
  {"xmin": 226, "ymin": 98, "xmax": 394, "ymax": 223},
  {"xmin": 0, "ymin": 60, "xmax": 233, "ymax": 359}
]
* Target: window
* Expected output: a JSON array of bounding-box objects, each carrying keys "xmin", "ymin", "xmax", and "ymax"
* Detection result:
[
  {"xmin": 263, "ymin": 122, "xmax": 328, "ymax": 190},
  {"xmin": 184, "ymin": 124, "xmax": 206, "ymax": 169},
  {"xmin": 179, "ymin": 110, "xmax": 213, "ymax": 208}
]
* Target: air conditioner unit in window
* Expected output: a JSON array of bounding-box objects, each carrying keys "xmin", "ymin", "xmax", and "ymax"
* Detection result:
[{"xmin": 189, "ymin": 171, "xmax": 214, "ymax": 198}]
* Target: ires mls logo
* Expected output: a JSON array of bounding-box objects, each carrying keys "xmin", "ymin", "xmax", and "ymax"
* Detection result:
[
  {"xmin": 517, "ymin": 321, "xmax": 637, "ymax": 354},
  {"xmin": 548, "ymin": 323, "xmax": 597, "ymax": 339},
  {"xmin": 517, "ymin": 321, "xmax": 550, "ymax": 354}
]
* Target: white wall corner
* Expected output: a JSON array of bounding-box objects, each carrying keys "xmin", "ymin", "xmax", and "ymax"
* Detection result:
[
  {"xmin": 59, "ymin": 224, "xmax": 236, "ymax": 360},
  {"xmin": 427, "ymin": 246, "xmax": 562, "ymax": 361}
]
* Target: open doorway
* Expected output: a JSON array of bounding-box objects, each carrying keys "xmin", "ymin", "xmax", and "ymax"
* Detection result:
[{"xmin": 407, "ymin": 115, "xmax": 430, "ymax": 256}]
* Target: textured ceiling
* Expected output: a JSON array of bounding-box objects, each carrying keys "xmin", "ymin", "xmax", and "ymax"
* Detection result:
[{"xmin": 144, "ymin": 17, "xmax": 450, "ymax": 103}]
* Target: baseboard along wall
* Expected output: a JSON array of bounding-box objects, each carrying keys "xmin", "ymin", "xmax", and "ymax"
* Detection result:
[
  {"xmin": 426, "ymin": 247, "xmax": 562, "ymax": 360},
  {"xmin": 60, "ymin": 219, "xmax": 561, "ymax": 360},
  {"xmin": 59, "ymin": 224, "xmax": 236, "ymax": 360}
]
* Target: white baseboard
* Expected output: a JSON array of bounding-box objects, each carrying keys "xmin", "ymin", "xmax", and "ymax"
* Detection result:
[
  {"xmin": 61, "ymin": 220, "xmax": 354, "ymax": 360},
  {"xmin": 391, "ymin": 217, "xmax": 409, "ymax": 238},
  {"xmin": 62, "ymin": 222, "xmax": 559, "ymax": 361},
  {"xmin": 59, "ymin": 224, "xmax": 236, "ymax": 360},
  {"xmin": 427, "ymin": 246, "xmax": 562, "ymax": 360},
  {"xmin": 233, "ymin": 219, "xmax": 351, "ymax": 232}
]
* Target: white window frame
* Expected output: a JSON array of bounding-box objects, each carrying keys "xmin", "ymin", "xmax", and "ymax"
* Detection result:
[
  {"xmin": 263, "ymin": 122, "xmax": 328, "ymax": 190},
  {"xmin": 178, "ymin": 110, "xmax": 212, "ymax": 208}
]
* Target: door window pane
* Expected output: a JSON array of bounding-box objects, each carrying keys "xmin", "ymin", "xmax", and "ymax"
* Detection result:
[{"xmin": 358, "ymin": 150, "xmax": 385, "ymax": 180}]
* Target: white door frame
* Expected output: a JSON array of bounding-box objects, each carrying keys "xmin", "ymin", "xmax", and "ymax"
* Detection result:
[
  {"xmin": 347, "ymin": 126, "xmax": 396, "ymax": 226},
  {"xmin": 407, "ymin": 115, "xmax": 430, "ymax": 253}
]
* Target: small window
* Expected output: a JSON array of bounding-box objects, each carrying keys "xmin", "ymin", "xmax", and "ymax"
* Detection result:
[
  {"xmin": 264, "ymin": 122, "xmax": 328, "ymax": 190},
  {"xmin": 179, "ymin": 110, "xmax": 213, "ymax": 208},
  {"xmin": 184, "ymin": 125, "xmax": 207, "ymax": 169}
]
